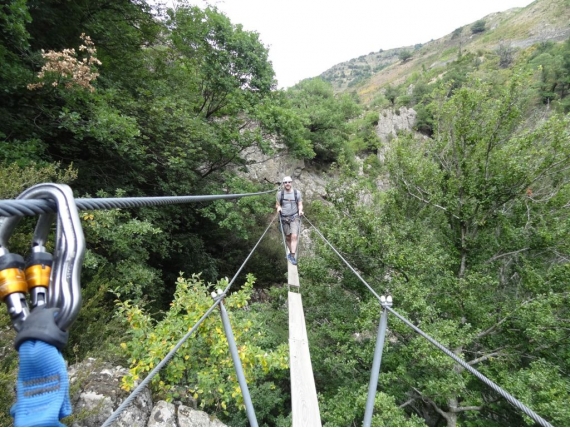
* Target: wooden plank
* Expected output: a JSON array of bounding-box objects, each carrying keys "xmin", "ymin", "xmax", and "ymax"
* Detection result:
[
  {"xmin": 288, "ymin": 261, "xmax": 300, "ymax": 287},
  {"xmin": 289, "ymin": 292, "xmax": 321, "ymax": 427}
]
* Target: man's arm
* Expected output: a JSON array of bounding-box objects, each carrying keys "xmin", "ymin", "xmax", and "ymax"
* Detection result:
[{"xmin": 298, "ymin": 200, "xmax": 304, "ymax": 216}]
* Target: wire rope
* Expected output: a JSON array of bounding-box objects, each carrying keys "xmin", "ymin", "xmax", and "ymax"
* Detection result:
[
  {"xmin": 278, "ymin": 214, "xmax": 288, "ymax": 256},
  {"xmin": 303, "ymin": 215, "xmax": 382, "ymax": 301},
  {"xmin": 303, "ymin": 215, "xmax": 551, "ymax": 427},
  {"xmin": 102, "ymin": 213, "xmax": 277, "ymax": 427},
  {"xmin": 0, "ymin": 189, "xmax": 275, "ymax": 217},
  {"xmin": 386, "ymin": 307, "xmax": 552, "ymax": 427}
]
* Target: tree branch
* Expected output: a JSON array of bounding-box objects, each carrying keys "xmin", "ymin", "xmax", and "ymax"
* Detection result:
[
  {"xmin": 454, "ymin": 406, "xmax": 482, "ymax": 412},
  {"xmin": 485, "ymin": 248, "xmax": 529, "ymax": 264},
  {"xmin": 399, "ymin": 176, "xmax": 460, "ymax": 219},
  {"xmin": 466, "ymin": 350, "xmax": 503, "ymax": 366}
]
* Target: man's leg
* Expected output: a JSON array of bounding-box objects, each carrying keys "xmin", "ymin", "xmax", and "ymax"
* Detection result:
[
  {"xmin": 290, "ymin": 233, "xmax": 298, "ymax": 256},
  {"xmin": 285, "ymin": 234, "xmax": 292, "ymax": 253}
]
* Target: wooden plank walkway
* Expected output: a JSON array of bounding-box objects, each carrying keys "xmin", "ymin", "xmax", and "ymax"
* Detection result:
[
  {"xmin": 288, "ymin": 261, "xmax": 300, "ymax": 287},
  {"xmin": 288, "ymin": 258, "xmax": 321, "ymax": 427}
]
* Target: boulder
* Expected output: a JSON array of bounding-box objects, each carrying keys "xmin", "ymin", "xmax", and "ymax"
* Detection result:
[
  {"xmin": 68, "ymin": 359, "xmax": 225, "ymax": 427},
  {"xmin": 68, "ymin": 358, "xmax": 152, "ymax": 427}
]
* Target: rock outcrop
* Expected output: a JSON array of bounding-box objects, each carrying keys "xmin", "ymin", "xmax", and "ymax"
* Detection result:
[
  {"xmin": 67, "ymin": 358, "xmax": 225, "ymax": 427},
  {"xmin": 236, "ymin": 142, "xmax": 328, "ymax": 202},
  {"xmin": 376, "ymin": 107, "xmax": 417, "ymax": 145}
]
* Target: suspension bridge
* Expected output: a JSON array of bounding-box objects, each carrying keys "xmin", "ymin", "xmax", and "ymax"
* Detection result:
[{"xmin": 0, "ymin": 183, "xmax": 553, "ymax": 427}]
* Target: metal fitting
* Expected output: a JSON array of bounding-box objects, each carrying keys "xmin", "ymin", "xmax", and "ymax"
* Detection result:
[
  {"xmin": 0, "ymin": 183, "xmax": 85, "ymax": 331},
  {"xmin": 24, "ymin": 212, "xmax": 55, "ymax": 309},
  {"xmin": 380, "ymin": 295, "xmax": 393, "ymax": 308},
  {"xmin": 0, "ymin": 212, "xmax": 31, "ymax": 331},
  {"xmin": 23, "ymin": 184, "xmax": 85, "ymax": 330},
  {"xmin": 0, "ymin": 252, "xmax": 29, "ymax": 331}
]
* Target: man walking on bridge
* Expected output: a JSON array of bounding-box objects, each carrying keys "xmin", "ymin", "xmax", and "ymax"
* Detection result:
[{"xmin": 276, "ymin": 176, "xmax": 304, "ymax": 265}]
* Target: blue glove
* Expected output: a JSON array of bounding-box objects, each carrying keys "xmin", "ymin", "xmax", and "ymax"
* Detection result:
[{"xmin": 11, "ymin": 308, "xmax": 72, "ymax": 427}]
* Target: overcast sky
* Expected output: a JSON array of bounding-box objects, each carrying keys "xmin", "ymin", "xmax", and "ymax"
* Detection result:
[{"xmin": 166, "ymin": 0, "xmax": 536, "ymax": 88}]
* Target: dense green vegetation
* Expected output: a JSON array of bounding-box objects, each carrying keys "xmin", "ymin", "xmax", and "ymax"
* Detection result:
[{"xmin": 1, "ymin": 0, "xmax": 570, "ymax": 426}]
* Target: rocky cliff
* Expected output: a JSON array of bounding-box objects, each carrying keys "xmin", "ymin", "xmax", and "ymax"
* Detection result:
[{"xmin": 67, "ymin": 358, "xmax": 225, "ymax": 427}]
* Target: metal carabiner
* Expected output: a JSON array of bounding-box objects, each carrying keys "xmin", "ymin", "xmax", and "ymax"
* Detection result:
[
  {"xmin": 0, "ymin": 216, "xmax": 29, "ymax": 332},
  {"xmin": 16, "ymin": 183, "xmax": 85, "ymax": 331},
  {"xmin": 25, "ymin": 212, "xmax": 55, "ymax": 309}
]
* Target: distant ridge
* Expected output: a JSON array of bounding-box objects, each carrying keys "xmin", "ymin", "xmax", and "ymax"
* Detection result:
[{"xmin": 318, "ymin": 0, "xmax": 570, "ymax": 102}]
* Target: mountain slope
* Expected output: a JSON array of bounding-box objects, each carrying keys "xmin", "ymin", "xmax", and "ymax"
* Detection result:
[{"xmin": 320, "ymin": 0, "xmax": 570, "ymax": 103}]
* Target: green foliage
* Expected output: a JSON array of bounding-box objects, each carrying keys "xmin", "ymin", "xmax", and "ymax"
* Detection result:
[
  {"xmin": 298, "ymin": 68, "xmax": 570, "ymax": 427},
  {"xmin": 399, "ymin": 49, "xmax": 413, "ymax": 62},
  {"xmin": 384, "ymin": 84, "xmax": 400, "ymax": 105},
  {"xmin": 471, "ymin": 20, "xmax": 487, "ymax": 34},
  {"xmin": 0, "ymin": 0, "xmax": 31, "ymax": 50},
  {"xmin": 286, "ymin": 78, "xmax": 361, "ymax": 163},
  {"xmin": 118, "ymin": 273, "xmax": 289, "ymax": 421},
  {"xmin": 253, "ymin": 93, "xmax": 314, "ymax": 158},
  {"xmin": 499, "ymin": 359, "xmax": 570, "ymax": 426},
  {"xmin": 199, "ymin": 176, "xmax": 274, "ymax": 240},
  {"xmin": 81, "ymin": 201, "xmax": 165, "ymax": 303},
  {"xmin": 346, "ymin": 111, "xmax": 381, "ymax": 155},
  {"xmin": 452, "ymin": 27, "xmax": 463, "ymax": 39},
  {"xmin": 321, "ymin": 386, "xmax": 425, "ymax": 427},
  {"xmin": 528, "ymin": 38, "xmax": 570, "ymax": 109},
  {"xmin": 0, "ymin": 162, "xmax": 77, "ymax": 198}
]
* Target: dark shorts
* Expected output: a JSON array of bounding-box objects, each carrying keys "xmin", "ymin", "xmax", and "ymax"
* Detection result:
[{"xmin": 281, "ymin": 216, "xmax": 300, "ymax": 235}]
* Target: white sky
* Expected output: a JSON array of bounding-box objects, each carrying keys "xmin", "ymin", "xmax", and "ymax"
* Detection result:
[{"xmin": 166, "ymin": 0, "xmax": 536, "ymax": 88}]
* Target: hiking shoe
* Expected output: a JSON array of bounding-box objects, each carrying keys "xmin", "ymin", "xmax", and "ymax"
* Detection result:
[{"xmin": 288, "ymin": 254, "xmax": 297, "ymax": 265}]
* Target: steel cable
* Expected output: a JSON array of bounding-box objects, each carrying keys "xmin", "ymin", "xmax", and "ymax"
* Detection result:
[
  {"xmin": 101, "ymin": 301, "xmax": 222, "ymax": 427},
  {"xmin": 102, "ymin": 213, "xmax": 277, "ymax": 427},
  {"xmin": 0, "ymin": 190, "xmax": 275, "ymax": 217},
  {"xmin": 278, "ymin": 214, "xmax": 288, "ymax": 257},
  {"xmin": 303, "ymin": 215, "xmax": 382, "ymax": 301},
  {"xmin": 386, "ymin": 307, "xmax": 552, "ymax": 427},
  {"xmin": 303, "ymin": 215, "xmax": 551, "ymax": 427}
]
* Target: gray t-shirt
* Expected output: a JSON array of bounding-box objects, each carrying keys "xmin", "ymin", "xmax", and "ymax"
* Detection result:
[{"xmin": 277, "ymin": 189, "xmax": 302, "ymax": 217}]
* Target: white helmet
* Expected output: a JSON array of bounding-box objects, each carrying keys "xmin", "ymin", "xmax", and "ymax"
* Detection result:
[{"xmin": 282, "ymin": 176, "xmax": 292, "ymax": 183}]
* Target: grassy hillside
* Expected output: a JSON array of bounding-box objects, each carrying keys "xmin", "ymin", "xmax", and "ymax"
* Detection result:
[{"xmin": 321, "ymin": 0, "xmax": 570, "ymax": 104}]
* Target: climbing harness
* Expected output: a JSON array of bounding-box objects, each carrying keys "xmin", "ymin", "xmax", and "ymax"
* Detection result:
[
  {"xmin": 278, "ymin": 188, "xmax": 300, "ymax": 212},
  {"xmin": 1, "ymin": 183, "xmax": 85, "ymax": 427}
]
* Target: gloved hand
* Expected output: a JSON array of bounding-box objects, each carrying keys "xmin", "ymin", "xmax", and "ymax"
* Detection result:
[{"xmin": 11, "ymin": 308, "xmax": 71, "ymax": 427}]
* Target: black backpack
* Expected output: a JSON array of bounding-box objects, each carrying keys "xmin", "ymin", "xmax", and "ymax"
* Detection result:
[{"xmin": 279, "ymin": 189, "xmax": 299, "ymax": 214}]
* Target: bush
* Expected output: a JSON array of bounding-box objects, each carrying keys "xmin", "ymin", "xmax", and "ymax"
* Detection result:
[
  {"xmin": 399, "ymin": 50, "xmax": 413, "ymax": 62},
  {"xmin": 118, "ymin": 273, "xmax": 289, "ymax": 421},
  {"xmin": 471, "ymin": 20, "xmax": 486, "ymax": 34},
  {"xmin": 452, "ymin": 27, "xmax": 463, "ymax": 39}
]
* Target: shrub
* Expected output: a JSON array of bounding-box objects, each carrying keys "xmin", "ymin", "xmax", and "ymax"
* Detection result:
[
  {"xmin": 471, "ymin": 20, "xmax": 486, "ymax": 34},
  {"xmin": 118, "ymin": 273, "xmax": 289, "ymax": 417},
  {"xmin": 452, "ymin": 27, "xmax": 463, "ymax": 39},
  {"xmin": 399, "ymin": 50, "xmax": 413, "ymax": 62}
]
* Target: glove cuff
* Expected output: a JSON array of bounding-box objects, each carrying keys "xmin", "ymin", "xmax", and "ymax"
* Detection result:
[{"xmin": 15, "ymin": 307, "xmax": 69, "ymax": 351}]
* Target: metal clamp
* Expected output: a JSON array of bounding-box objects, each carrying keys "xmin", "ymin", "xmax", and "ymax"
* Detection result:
[
  {"xmin": 0, "ymin": 183, "xmax": 85, "ymax": 331},
  {"xmin": 0, "ymin": 242, "xmax": 28, "ymax": 332}
]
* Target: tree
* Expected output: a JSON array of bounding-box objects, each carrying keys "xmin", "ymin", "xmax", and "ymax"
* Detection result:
[
  {"xmin": 286, "ymin": 78, "xmax": 361, "ymax": 162},
  {"xmin": 383, "ymin": 71, "xmax": 570, "ymax": 426},
  {"xmin": 301, "ymin": 70, "xmax": 570, "ymax": 427},
  {"xmin": 471, "ymin": 20, "xmax": 486, "ymax": 34},
  {"xmin": 399, "ymin": 49, "xmax": 413, "ymax": 62},
  {"xmin": 119, "ymin": 273, "xmax": 290, "ymax": 425}
]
